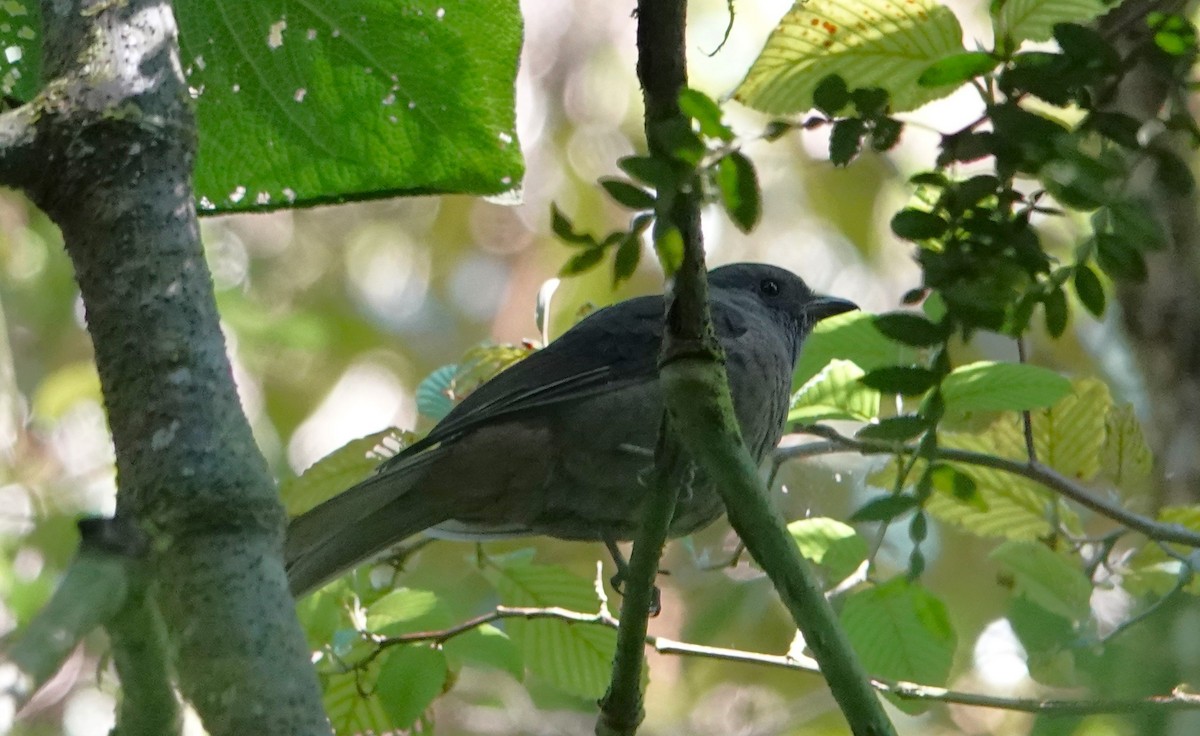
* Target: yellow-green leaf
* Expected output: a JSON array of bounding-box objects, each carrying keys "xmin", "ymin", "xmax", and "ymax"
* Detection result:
[
  {"xmin": 990, "ymin": 540, "xmax": 1092, "ymax": 621},
  {"xmin": 789, "ymin": 359, "xmax": 880, "ymax": 423},
  {"xmin": 735, "ymin": 0, "xmax": 968, "ymax": 115},
  {"xmin": 1100, "ymin": 402, "xmax": 1153, "ymax": 498},
  {"xmin": 995, "ymin": 0, "xmax": 1112, "ymax": 45},
  {"xmin": 280, "ymin": 428, "xmax": 413, "ymax": 517},
  {"xmin": 788, "ymin": 517, "xmax": 869, "ymax": 583}
]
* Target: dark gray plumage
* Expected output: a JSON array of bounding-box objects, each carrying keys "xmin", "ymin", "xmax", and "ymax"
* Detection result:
[{"xmin": 285, "ymin": 263, "xmax": 856, "ymax": 595}]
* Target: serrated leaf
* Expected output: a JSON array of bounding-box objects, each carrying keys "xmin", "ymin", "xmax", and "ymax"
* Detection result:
[
  {"xmin": 895, "ymin": 379, "xmax": 1108, "ymax": 539},
  {"xmin": 600, "ymin": 178, "xmax": 656, "ymax": 210},
  {"xmin": 861, "ymin": 366, "xmax": 938, "ymax": 395},
  {"xmin": 941, "ymin": 361, "xmax": 1071, "ymax": 413},
  {"xmin": 789, "ymin": 359, "xmax": 880, "ymax": 423},
  {"xmin": 840, "ymin": 579, "xmax": 956, "ymax": 712},
  {"xmin": 176, "ymin": 0, "xmax": 524, "ymax": 213},
  {"xmin": 851, "ymin": 494, "xmax": 920, "ymax": 521},
  {"xmin": 491, "ymin": 563, "xmax": 614, "ymax": 698},
  {"xmin": 918, "ymin": 51, "xmax": 998, "ymax": 87},
  {"xmin": 795, "ymin": 311, "xmax": 919, "ymax": 386},
  {"xmin": 735, "ymin": 0, "xmax": 968, "ymax": 114},
  {"xmin": 715, "ymin": 152, "xmax": 762, "ymax": 233},
  {"xmin": 416, "ymin": 364, "xmax": 458, "ymax": 421},
  {"xmin": 996, "ymin": 0, "xmax": 1111, "ymax": 45},
  {"xmin": 789, "ymin": 517, "xmax": 868, "ymax": 583},
  {"xmin": 325, "ymin": 668, "xmax": 394, "ymax": 736},
  {"xmin": 281, "ymin": 428, "xmax": 410, "ymax": 517},
  {"xmin": 376, "ymin": 645, "xmax": 449, "ymax": 730},
  {"xmin": 1100, "ymin": 403, "xmax": 1153, "ymax": 497},
  {"xmin": 856, "ymin": 415, "xmax": 929, "ymax": 442},
  {"xmin": 873, "ymin": 312, "xmax": 946, "ymax": 347},
  {"xmin": 990, "ymin": 540, "xmax": 1092, "ymax": 620},
  {"xmin": 678, "ymin": 88, "xmax": 734, "ymax": 141},
  {"xmin": 366, "ymin": 588, "xmax": 449, "ymax": 634},
  {"xmin": 1073, "ymin": 264, "xmax": 1106, "ymax": 317},
  {"xmin": 442, "ymin": 623, "xmax": 524, "ymax": 679}
]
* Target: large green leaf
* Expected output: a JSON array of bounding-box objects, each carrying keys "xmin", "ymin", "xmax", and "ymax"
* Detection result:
[
  {"xmin": 839, "ymin": 578, "xmax": 956, "ymax": 713},
  {"xmin": 990, "ymin": 540, "xmax": 1092, "ymax": 621},
  {"xmin": 491, "ymin": 562, "xmax": 615, "ymax": 699},
  {"xmin": 788, "ymin": 517, "xmax": 868, "ymax": 583},
  {"xmin": 176, "ymin": 0, "xmax": 524, "ymax": 213},
  {"xmin": 735, "ymin": 0, "xmax": 968, "ymax": 115},
  {"xmin": 788, "ymin": 359, "xmax": 880, "ymax": 423},
  {"xmin": 794, "ymin": 311, "xmax": 917, "ymax": 387},
  {"xmin": 941, "ymin": 361, "xmax": 1071, "ymax": 413},
  {"xmin": 375, "ymin": 645, "xmax": 449, "ymax": 730},
  {"xmin": 994, "ymin": 0, "xmax": 1113, "ymax": 45}
]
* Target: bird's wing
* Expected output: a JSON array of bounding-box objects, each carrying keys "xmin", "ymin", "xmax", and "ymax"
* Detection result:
[{"xmin": 389, "ymin": 294, "xmax": 670, "ymax": 461}]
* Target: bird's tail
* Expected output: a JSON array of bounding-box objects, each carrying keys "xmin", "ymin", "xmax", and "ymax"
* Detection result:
[{"xmin": 284, "ymin": 453, "xmax": 450, "ymax": 597}]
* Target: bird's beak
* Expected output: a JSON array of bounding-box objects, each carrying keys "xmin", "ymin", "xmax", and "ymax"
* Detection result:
[{"xmin": 805, "ymin": 296, "xmax": 858, "ymax": 322}]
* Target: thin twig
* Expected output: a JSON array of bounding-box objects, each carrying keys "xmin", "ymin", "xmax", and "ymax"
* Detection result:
[
  {"xmin": 371, "ymin": 603, "xmax": 1200, "ymax": 715},
  {"xmin": 783, "ymin": 426, "xmax": 1200, "ymax": 548}
]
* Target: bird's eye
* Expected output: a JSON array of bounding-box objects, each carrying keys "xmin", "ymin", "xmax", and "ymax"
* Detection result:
[{"xmin": 760, "ymin": 279, "xmax": 780, "ymax": 297}]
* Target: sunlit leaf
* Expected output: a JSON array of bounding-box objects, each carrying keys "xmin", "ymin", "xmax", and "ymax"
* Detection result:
[
  {"xmin": 376, "ymin": 645, "xmax": 449, "ymax": 730},
  {"xmin": 788, "ymin": 359, "xmax": 880, "ymax": 423},
  {"xmin": 995, "ymin": 0, "xmax": 1112, "ymax": 45},
  {"xmin": 1100, "ymin": 403, "xmax": 1153, "ymax": 497},
  {"xmin": 735, "ymin": 0, "xmax": 967, "ymax": 114},
  {"xmin": 789, "ymin": 517, "xmax": 868, "ymax": 583},
  {"xmin": 990, "ymin": 540, "xmax": 1092, "ymax": 621},
  {"xmin": 714, "ymin": 152, "xmax": 762, "ymax": 233},
  {"xmin": 442, "ymin": 623, "xmax": 524, "ymax": 679},
  {"xmin": 280, "ymin": 428, "xmax": 411, "ymax": 517},
  {"xmin": 941, "ymin": 361, "xmax": 1071, "ymax": 413},
  {"xmin": 840, "ymin": 579, "xmax": 956, "ymax": 712}
]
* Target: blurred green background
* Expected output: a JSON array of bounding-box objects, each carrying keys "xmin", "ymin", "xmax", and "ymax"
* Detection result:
[{"xmin": 0, "ymin": 0, "xmax": 1187, "ymax": 734}]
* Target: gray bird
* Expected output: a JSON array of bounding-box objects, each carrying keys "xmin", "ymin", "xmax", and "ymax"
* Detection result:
[{"xmin": 285, "ymin": 263, "xmax": 855, "ymax": 596}]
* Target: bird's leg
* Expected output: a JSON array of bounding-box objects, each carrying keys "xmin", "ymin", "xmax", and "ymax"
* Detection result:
[{"xmin": 604, "ymin": 536, "xmax": 664, "ymax": 616}]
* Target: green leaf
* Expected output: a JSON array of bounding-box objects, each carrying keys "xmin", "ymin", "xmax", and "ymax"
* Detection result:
[
  {"xmin": 788, "ymin": 359, "xmax": 881, "ymax": 423},
  {"xmin": 873, "ymin": 312, "xmax": 947, "ymax": 347},
  {"xmin": 829, "ymin": 118, "xmax": 865, "ymax": 166},
  {"xmin": 788, "ymin": 517, "xmax": 868, "ymax": 583},
  {"xmin": 618, "ymin": 155, "xmax": 677, "ymax": 189},
  {"xmin": 325, "ymin": 669, "xmax": 393, "ymax": 736},
  {"xmin": 600, "ymin": 179, "xmax": 655, "ymax": 211},
  {"xmin": 918, "ymin": 52, "xmax": 997, "ymax": 87},
  {"xmin": 714, "ymin": 152, "xmax": 762, "ymax": 233},
  {"xmin": 870, "ymin": 117, "xmax": 904, "ymax": 152},
  {"xmin": 861, "ymin": 366, "xmax": 938, "ymax": 395},
  {"xmin": 376, "ymin": 645, "xmax": 449, "ymax": 730},
  {"xmin": 31, "ymin": 361, "xmax": 102, "ymax": 422},
  {"xmin": 990, "ymin": 540, "xmax": 1092, "ymax": 621},
  {"xmin": 840, "ymin": 579, "xmax": 956, "ymax": 711},
  {"xmin": 178, "ymin": 0, "xmax": 524, "ymax": 213},
  {"xmin": 812, "ymin": 74, "xmax": 850, "ymax": 115},
  {"xmin": 735, "ymin": 0, "xmax": 967, "ymax": 114},
  {"xmin": 612, "ymin": 232, "xmax": 643, "ymax": 287},
  {"xmin": 995, "ymin": 0, "xmax": 1111, "ymax": 44},
  {"xmin": 851, "ymin": 494, "xmax": 920, "ymax": 521},
  {"xmin": 492, "ymin": 563, "xmax": 615, "ymax": 698},
  {"xmin": 560, "ymin": 248, "xmax": 605, "ymax": 277},
  {"xmin": 654, "ymin": 225, "xmax": 684, "ymax": 277},
  {"xmin": 678, "ymin": 88, "xmax": 734, "ymax": 141},
  {"xmin": 795, "ymin": 311, "xmax": 919, "ymax": 386},
  {"xmin": 550, "ymin": 204, "xmax": 595, "ymax": 246},
  {"xmin": 1100, "ymin": 402, "xmax": 1153, "ymax": 497},
  {"xmin": 856, "ymin": 415, "xmax": 929, "ymax": 442},
  {"xmin": 851, "ymin": 88, "xmax": 889, "ymax": 118},
  {"xmin": 442, "ymin": 623, "xmax": 524, "ymax": 679},
  {"xmin": 0, "ymin": 0, "xmax": 40, "ymax": 102},
  {"xmin": 366, "ymin": 588, "xmax": 449, "ymax": 634},
  {"xmin": 941, "ymin": 361, "xmax": 1071, "ymax": 413},
  {"xmin": 280, "ymin": 428, "xmax": 408, "ymax": 517},
  {"xmin": 928, "ymin": 464, "xmax": 981, "ymax": 506},
  {"xmin": 1043, "ymin": 287, "xmax": 1069, "ymax": 337},
  {"xmin": 1073, "ymin": 264, "xmax": 1106, "ymax": 317},
  {"xmin": 890, "ymin": 209, "xmax": 948, "ymax": 240},
  {"xmin": 1094, "ymin": 233, "xmax": 1147, "ymax": 282}
]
